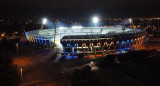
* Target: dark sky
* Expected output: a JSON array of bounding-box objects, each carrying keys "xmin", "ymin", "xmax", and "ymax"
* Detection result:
[{"xmin": 0, "ymin": 0, "xmax": 160, "ymax": 19}]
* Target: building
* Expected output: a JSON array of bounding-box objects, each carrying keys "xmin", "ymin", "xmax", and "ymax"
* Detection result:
[{"xmin": 25, "ymin": 27, "xmax": 147, "ymax": 58}]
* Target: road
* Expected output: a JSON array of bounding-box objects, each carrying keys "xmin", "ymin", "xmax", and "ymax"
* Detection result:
[
  {"xmin": 13, "ymin": 44, "xmax": 69, "ymax": 86},
  {"xmin": 13, "ymin": 36, "xmax": 160, "ymax": 86},
  {"xmin": 13, "ymin": 43, "xmax": 90, "ymax": 86}
]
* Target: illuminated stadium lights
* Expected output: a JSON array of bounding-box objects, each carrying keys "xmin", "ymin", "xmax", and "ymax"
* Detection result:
[
  {"xmin": 58, "ymin": 26, "xmax": 68, "ymax": 30},
  {"xmin": 42, "ymin": 18, "xmax": 47, "ymax": 24},
  {"xmin": 71, "ymin": 26, "xmax": 82, "ymax": 29},
  {"xmin": 41, "ymin": 18, "xmax": 47, "ymax": 29},
  {"xmin": 129, "ymin": 18, "xmax": 132, "ymax": 23},
  {"xmin": 93, "ymin": 17, "xmax": 98, "ymax": 23}
]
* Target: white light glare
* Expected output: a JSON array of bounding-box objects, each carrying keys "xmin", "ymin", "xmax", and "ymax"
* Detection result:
[
  {"xmin": 129, "ymin": 18, "xmax": 132, "ymax": 23},
  {"xmin": 93, "ymin": 17, "xmax": 99, "ymax": 23},
  {"xmin": 71, "ymin": 26, "xmax": 83, "ymax": 29},
  {"xmin": 43, "ymin": 18, "xmax": 47, "ymax": 24},
  {"xmin": 58, "ymin": 27, "xmax": 68, "ymax": 30}
]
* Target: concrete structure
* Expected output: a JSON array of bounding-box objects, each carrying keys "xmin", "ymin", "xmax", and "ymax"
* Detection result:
[{"xmin": 25, "ymin": 27, "xmax": 147, "ymax": 57}]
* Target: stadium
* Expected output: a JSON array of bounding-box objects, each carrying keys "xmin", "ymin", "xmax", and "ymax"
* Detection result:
[{"xmin": 25, "ymin": 26, "xmax": 147, "ymax": 58}]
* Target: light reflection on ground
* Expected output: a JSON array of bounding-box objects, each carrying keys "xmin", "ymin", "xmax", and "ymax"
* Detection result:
[{"xmin": 13, "ymin": 57, "xmax": 33, "ymax": 68}]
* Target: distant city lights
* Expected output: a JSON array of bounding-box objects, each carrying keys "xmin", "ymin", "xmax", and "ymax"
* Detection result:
[{"xmin": 1, "ymin": 33, "xmax": 5, "ymax": 37}]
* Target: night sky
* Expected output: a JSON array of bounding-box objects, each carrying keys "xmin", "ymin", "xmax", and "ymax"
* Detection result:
[{"xmin": 0, "ymin": 0, "xmax": 160, "ymax": 19}]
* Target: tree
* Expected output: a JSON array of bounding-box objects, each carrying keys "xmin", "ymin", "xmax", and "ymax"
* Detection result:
[{"xmin": 82, "ymin": 65, "xmax": 91, "ymax": 74}]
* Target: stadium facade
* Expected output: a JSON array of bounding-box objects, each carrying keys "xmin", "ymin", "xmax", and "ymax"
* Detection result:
[{"xmin": 25, "ymin": 27, "xmax": 147, "ymax": 57}]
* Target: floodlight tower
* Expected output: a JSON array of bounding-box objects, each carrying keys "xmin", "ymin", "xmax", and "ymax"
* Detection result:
[
  {"xmin": 93, "ymin": 17, "xmax": 99, "ymax": 27},
  {"xmin": 129, "ymin": 18, "xmax": 132, "ymax": 24},
  {"xmin": 129, "ymin": 18, "xmax": 133, "ymax": 28},
  {"xmin": 41, "ymin": 18, "xmax": 47, "ymax": 29},
  {"xmin": 53, "ymin": 20, "xmax": 58, "ymax": 51}
]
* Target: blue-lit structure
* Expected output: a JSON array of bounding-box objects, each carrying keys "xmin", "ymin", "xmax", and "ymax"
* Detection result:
[{"xmin": 25, "ymin": 27, "xmax": 147, "ymax": 58}]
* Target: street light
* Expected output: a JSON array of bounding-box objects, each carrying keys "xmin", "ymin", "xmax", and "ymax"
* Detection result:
[
  {"xmin": 20, "ymin": 68, "xmax": 23, "ymax": 84},
  {"xmin": 1, "ymin": 33, "xmax": 5, "ymax": 37},
  {"xmin": 93, "ymin": 17, "xmax": 99, "ymax": 27},
  {"xmin": 41, "ymin": 18, "xmax": 47, "ymax": 29},
  {"xmin": 16, "ymin": 43, "xmax": 18, "ymax": 55}
]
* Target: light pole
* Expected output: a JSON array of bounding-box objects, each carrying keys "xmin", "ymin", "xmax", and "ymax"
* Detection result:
[
  {"xmin": 93, "ymin": 17, "xmax": 99, "ymax": 27},
  {"xmin": 16, "ymin": 43, "xmax": 18, "ymax": 55},
  {"xmin": 53, "ymin": 20, "xmax": 58, "ymax": 51},
  {"xmin": 41, "ymin": 18, "xmax": 47, "ymax": 30},
  {"xmin": 20, "ymin": 68, "xmax": 23, "ymax": 84}
]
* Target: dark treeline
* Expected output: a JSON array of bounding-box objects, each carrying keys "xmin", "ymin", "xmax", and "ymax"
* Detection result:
[{"xmin": 0, "ymin": 37, "xmax": 20, "ymax": 86}]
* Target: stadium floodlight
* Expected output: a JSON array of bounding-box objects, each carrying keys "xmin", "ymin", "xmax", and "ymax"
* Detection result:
[
  {"xmin": 129, "ymin": 18, "xmax": 132, "ymax": 23},
  {"xmin": 42, "ymin": 18, "xmax": 47, "ymax": 24},
  {"xmin": 71, "ymin": 26, "xmax": 83, "ymax": 29},
  {"xmin": 93, "ymin": 17, "xmax": 99, "ymax": 27},
  {"xmin": 41, "ymin": 18, "xmax": 47, "ymax": 29}
]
